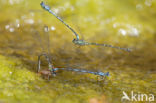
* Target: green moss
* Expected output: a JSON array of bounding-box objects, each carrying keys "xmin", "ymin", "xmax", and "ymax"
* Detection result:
[
  {"xmin": 0, "ymin": 55, "xmax": 155, "ymax": 103},
  {"xmin": 0, "ymin": 55, "xmax": 104, "ymax": 103},
  {"xmin": 0, "ymin": 0, "xmax": 156, "ymax": 103}
]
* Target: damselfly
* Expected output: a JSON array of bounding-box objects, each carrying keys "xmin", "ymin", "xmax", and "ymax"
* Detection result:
[
  {"xmin": 40, "ymin": 1, "xmax": 131, "ymax": 52},
  {"xmin": 37, "ymin": 53, "xmax": 109, "ymax": 80},
  {"xmin": 37, "ymin": 26, "xmax": 109, "ymax": 80}
]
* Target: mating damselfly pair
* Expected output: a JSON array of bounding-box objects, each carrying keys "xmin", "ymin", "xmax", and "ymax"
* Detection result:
[{"xmin": 37, "ymin": 1, "xmax": 131, "ymax": 80}]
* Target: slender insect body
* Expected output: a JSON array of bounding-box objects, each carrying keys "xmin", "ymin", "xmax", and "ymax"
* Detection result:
[
  {"xmin": 40, "ymin": 1, "xmax": 131, "ymax": 52},
  {"xmin": 72, "ymin": 39, "xmax": 131, "ymax": 52},
  {"xmin": 53, "ymin": 68, "xmax": 109, "ymax": 77},
  {"xmin": 38, "ymin": 67, "xmax": 109, "ymax": 79}
]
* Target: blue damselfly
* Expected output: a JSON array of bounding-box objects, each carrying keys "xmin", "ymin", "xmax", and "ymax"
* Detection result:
[{"xmin": 40, "ymin": 1, "xmax": 131, "ymax": 52}]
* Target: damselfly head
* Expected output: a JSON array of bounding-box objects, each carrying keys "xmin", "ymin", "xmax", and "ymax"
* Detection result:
[
  {"xmin": 40, "ymin": 1, "xmax": 51, "ymax": 11},
  {"xmin": 40, "ymin": 1, "xmax": 45, "ymax": 8}
]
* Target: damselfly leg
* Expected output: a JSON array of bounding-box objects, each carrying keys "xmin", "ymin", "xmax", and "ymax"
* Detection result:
[
  {"xmin": 36, "ymin": 26, "xmax": 57, "ymax": 79},
  {"xmin": 37, "ymin": 53, "xmax": 56, "ymax": 77}
]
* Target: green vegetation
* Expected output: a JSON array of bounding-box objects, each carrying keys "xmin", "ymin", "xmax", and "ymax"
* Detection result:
[{"xmin": 0, "ymin": 0, "xmax": 155, "ymax": 103}]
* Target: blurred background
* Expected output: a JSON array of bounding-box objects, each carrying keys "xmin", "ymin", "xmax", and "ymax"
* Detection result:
[{"xmin": 0, "ymin": 0, "xmax": 155, "ymax": 103}]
